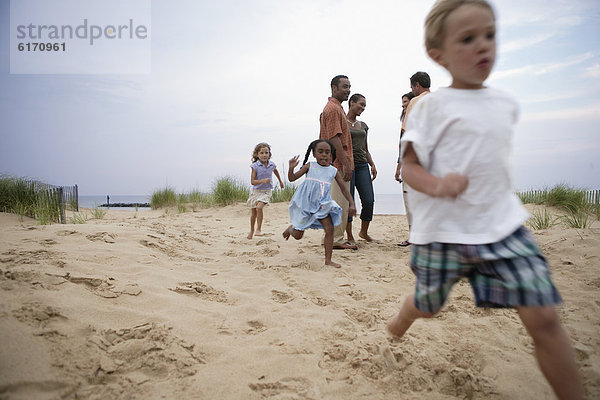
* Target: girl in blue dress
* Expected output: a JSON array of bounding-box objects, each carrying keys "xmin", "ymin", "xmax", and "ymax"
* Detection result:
[{"xmin": 283, "ymin": 139, "xmax": 356, "ymax": 268}]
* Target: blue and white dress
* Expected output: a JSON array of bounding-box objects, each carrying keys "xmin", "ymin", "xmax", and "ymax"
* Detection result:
[{"xmin": 288, "ymin": 162, "xmax": 342, "ymax": 230}]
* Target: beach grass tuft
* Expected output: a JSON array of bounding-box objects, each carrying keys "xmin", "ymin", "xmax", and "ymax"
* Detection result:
[
  {"xmin": 70, "ymin": 212, "xmax": 88, "ymax": 224},
  {"xmin": 271, "ymin": 183, "xmax": 297, "ymax": 203},
  {"xmin": 211, "ymin": 176, "xmax": 250, "ymax": 206},
  {"xmin": 151, "ymin": 187, "xmax": 177, "ymax": 209},
  {"xmin": 527, "ymin": 208, "xmax": 556, "ymax": 230},
  {"xmin": 90, "ymin": 207, "xmax": 107, "ymax": 219},
  {"xmin": 149, "ymin": 177, "xmax": 296, "ymax": 212}
]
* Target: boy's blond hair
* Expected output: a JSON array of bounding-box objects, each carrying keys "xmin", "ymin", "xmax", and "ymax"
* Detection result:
[
  {"xmin": 252, "ymin": 142, "xmax": 272, "ymax": 162},
  {"xmin": 425, "ymin": 0, "xmax": 495, "ymax": 51}
]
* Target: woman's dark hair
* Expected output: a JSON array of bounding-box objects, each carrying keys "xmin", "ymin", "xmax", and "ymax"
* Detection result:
[
  {"xmin": 349, "ymin": 93, "xmax": 365, "ymax": 104},
  {"xmin": 302, "ymin": 139, "xmax": 336, "ymax": 165},
  {"xmin": 400, "ymin": 91, "xmax": 416, "ymax": 122}
]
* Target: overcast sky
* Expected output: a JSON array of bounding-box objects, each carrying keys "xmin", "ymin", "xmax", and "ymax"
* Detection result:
[{"xmin": 1, "ymin": 0, "xmax": 599, "ymax": 196}]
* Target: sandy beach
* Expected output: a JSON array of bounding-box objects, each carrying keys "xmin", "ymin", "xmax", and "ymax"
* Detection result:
[{"xmin": 0, "ymin": 202, "xmax": 598, "ymax": 399}]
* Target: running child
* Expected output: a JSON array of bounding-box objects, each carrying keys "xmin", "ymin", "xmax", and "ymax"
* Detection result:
[
  {"xmin": 282, "ymin": 139, "xmax": 356, "ymax": 268},
  {"xmin": 247, "ymin": 142, "xmax": 284, "ymax": 239},
  {"xmin": 387, "ymin": 1, "xmax": 583, "ymax": 399}
]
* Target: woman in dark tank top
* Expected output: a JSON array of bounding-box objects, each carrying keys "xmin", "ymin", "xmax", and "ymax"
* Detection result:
[{"xmin": 345, "ymin": 93, "xmax": 377, "ymax": 243}]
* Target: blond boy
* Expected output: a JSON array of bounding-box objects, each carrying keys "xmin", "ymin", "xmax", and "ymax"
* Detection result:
[{"xmin": 387, "ymin": 1, "xmax": 583, "ymax": 399}]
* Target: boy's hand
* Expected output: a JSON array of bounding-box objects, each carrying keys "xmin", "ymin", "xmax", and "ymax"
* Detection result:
[
  {"xmin": 279, "ymin": 182, "xmax": 284, "ymax": 189},
  {"xmin": 348, "ymin": 205, "xmax": 357, "ymax": 217},
  {"xmin": 433, "ymin": 173, "xmax": 469, "ymax": 198}
]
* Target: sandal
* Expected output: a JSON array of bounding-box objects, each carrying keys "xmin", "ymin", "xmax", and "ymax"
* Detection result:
[{"xmin": 396, "ymin": 240, "xmax": 411, "ymax": 247}]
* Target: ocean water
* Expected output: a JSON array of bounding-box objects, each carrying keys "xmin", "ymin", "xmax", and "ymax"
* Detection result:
[
  {"xmin": 77, "ymin": 193, "xmax": 407, "ymax": 215},
  {"xmin": 78, "ymin": 195, "xmax": 151, "ymax": 211}
]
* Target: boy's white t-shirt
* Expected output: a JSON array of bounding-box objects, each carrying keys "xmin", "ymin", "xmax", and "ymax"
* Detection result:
[{"xmin": 401, "ymin": 87, "xmax": 529, "ymax": 245}]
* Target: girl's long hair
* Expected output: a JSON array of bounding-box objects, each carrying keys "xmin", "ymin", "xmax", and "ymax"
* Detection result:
[{"xmin": 302, "ymin": 139, "xmax": 336, "ymax": 165}]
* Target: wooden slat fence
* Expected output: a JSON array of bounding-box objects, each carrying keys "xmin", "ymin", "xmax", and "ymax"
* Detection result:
[
  {"xmin": 517, "ymin": 189, "xmax": 600, "ymax": 205},
  {"xmin": 44, "ymin": 183, "xmax": 78, "ymax": 223},
  {"xmin": 16, "ymin": 181, "xmax": 78, "ymax": 224}
]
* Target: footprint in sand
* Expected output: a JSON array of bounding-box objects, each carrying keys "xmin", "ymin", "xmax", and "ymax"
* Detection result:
[
  {"xmin": 169, "ymin": 281, "xmax": 228, "ymax": 303},
  {"xmin": 271, "ymin": 289, "xmax": 294, "ymax": 304},
  {"xmin": 90, "ymin": 322, "xmax": 206, "ymax": 386},
  {"xmin": 245, "ymin": 320, "xmax": 267, "ymax": 335},
  {"xmin": 56, "ymin": 230, "xmax": 78, "ymax": 236},
  {"xmin": 86, "ymin": 232, "xmax": 117, "ymax": 243},
  {"xmin": 13, "ymin": 302, "xmax": 67, "ymax": 328},
  {"xmin": 248, "ymin": 377, "xmax": 314, "ymax": 398}
]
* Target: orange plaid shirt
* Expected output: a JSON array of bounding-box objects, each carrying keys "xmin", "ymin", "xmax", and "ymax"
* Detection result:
[{"xmin": 319, "ymin": 97, "xmax": 353, "ymax": 171}]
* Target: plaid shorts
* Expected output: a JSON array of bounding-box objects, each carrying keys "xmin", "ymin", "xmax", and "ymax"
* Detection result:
[{"xmin": 410, "ymin": 226, "xmax": 562, "ymax": 313}]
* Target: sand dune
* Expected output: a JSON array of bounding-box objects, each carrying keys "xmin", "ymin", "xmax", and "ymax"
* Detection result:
[{"xmin": 0, "ymin": 203, "xmax": 598, "ymax": 399}]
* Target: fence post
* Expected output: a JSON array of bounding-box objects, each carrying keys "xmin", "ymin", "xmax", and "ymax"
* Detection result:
[
  {"xmin": 58, "ymin": 187, "xmax": 65, "ymax": 224},
  {"xmin": 75, "ymin": 184, "xmax": 79, "ymax": 212}
]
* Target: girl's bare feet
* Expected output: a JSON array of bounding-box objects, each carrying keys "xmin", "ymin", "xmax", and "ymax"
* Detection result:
[
  {"xmin": 282, "ymin": 225, "xmax": 293, "ymax": 240},
  {"xmin": 247, "ymin": 231, "xmax": 254, "ymax": 239},
  {"xmin": 325, "ymin": 260, "xmax": 342, "ymax": 268},
  {"xmin": 255, "ymin": 231, "xmax": 264, "ymax": 236}
]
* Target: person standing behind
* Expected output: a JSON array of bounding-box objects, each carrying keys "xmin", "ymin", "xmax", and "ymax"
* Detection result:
[
  {"xmin": 345, "ymin": 93, "xmax": 377, "ymax": 243},
  {"xmin": 319, "ymin": 75, "xmax": 356, "ymax": 250},
  {"xmin": 395, "ymin": 91, "xmax": 415, "ymax": 183},
  {"xmin": 247, "ymin": 142, "xmax": 284, "ymax": 239},
  {"xmin": 388, "ymin": 1, "xmax": 583, "ymax": 398},
  {"xmin": 395, "ymin": 72, "xmax": 431, "ymax": 247}
]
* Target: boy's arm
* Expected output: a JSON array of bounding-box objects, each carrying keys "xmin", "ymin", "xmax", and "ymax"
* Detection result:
[
  {"xmin": 334, "ymin": 171, "xmax": 356, "ymax": 216},
  {"xmin": 402, "ymin": 143, "xmax": 469, "ymax": 198},
  {"xmin": 273, "ymin": 168, "xmax": 284, "ymax": 188}
]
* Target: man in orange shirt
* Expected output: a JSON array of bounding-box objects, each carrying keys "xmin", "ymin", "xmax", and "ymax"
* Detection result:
[{"xmin": 320, "ymin": 75, "xmax": 356, "ymax": 250}]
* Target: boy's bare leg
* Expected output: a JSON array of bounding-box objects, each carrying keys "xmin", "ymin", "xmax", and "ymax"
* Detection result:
[
  {"xmin": 320, "ymin": 216, "xmax": 341, "ymax": 268},
  {"xmin": 248, "ymin": 208, "xmax": 257, "ymax": 239},
  {"xmin": 387, "ymin": 294, "xmax": 435, "ymax": 337},
  {"xmin": 517, "ymin": 306, "xmax": 584, "ymax": 400},
  {"xmin": 359, "ymin": 220, "xmax": 374, "ymax": 242},
  {"xmin": 255, "ymin": 202, "xmax": 265, "ymax": 236}
]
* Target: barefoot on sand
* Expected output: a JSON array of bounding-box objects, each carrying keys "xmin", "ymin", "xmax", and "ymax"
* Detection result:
[
  {"xmin": 282, "ymin": 225, "xmax": 292, "ymax": 240},
  {"xmin": 386, "ymin": 313, "xmax": 408, "ymax": 338},
  {"xmin": 359, "ymin": 232, "xmax": 375, "ymax": 242},
  {"xmin": 255, "ymin": 231, "xmax": 264, "ymax": 236},
  {"xmin": 325, "ymin": 260, "xmax": 342, "ymax": 268}
]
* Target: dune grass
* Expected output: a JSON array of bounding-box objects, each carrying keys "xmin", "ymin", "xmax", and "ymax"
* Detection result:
[
  {"xmin": 526, "ymin": 208, "xmax": 557, "ymax": 230},
  {"xmin": 0, "ymin": 175, "xmax": 62, "ymax": 224},
  {"xmin": 70, "ymin": 212, "xmax": 88, "ymax": 224},
  {"xmin": 150, "ymin": 187, "xmax": 178, "ymax": 209},
  {"xmin": 90, "ymin": 207, "xmax": 107, "ymax": 219},
  {"xmin": 271, "ymin": 184, "xmax": 297, "ymax": 203},
  {"xmin": 150, "ymin": 177, "xmax": 297, "ymax": 212},
  {"xmin": 519, "ymin": 184, "xmax": 596, "ymax": 229},
  {"xmin": 211, "ymin": 176, "xmax": 250, "ymax": 206}
]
